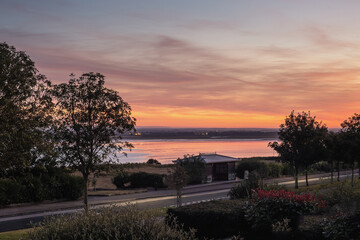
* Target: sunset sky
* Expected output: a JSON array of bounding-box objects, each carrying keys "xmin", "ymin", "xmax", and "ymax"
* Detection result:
[{"xmin": 1, "ymin": 0, "xmax": 360, "ymax": 128}]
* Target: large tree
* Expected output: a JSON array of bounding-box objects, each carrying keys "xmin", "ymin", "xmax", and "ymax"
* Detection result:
[
  {"xmin": 341, "ymin": 113, "xmax": 360, "ymax": 184},
  {"xmin": 269, "ymin": 111, "xmax": 328, "ymax": 188},
  {"xmin": 53, "ymin": 73, "xmax": 136, "ymax": 211},
  {"xmin": 0, "ymin": 43, "xmax": 54, "ymax": 177}
]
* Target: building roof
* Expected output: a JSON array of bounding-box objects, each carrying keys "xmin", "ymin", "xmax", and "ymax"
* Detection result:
[
  {"xmin": 174, "ymin": 153, "xmax": 240, "ymax": 164},
  {"xmin": 200, "ymin": 153, "xmax": 240, "ymax": 164}
]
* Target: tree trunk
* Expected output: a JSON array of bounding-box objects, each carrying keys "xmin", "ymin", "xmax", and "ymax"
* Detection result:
[
  {"xmin": 330, "ymin": 160, "xmax": 334, "ymax": 183},
  {"xmin": 358, "ymin": 160, "xmax": 360, "ymax": 180},
  {"xmin": 337, "ymin": 161, "xmax": 341, "ymax": 182},
  {"xmin": 305, "ymin": 169, "xmax": 309, "ymax": 187},
  {"xmin": 295, "ymin": 167, "xmax": 299, "ymax": 189},
  {"xmin": 83, "ymin": 174, "xmax": 89, "ymax": 212},
  {"xmin": 176, "ymin": 188, "xmax": 182, "ymax": 207},
  {"xmin": 351, "ymin": 166, "xmax": 354, "ymax": 188}
]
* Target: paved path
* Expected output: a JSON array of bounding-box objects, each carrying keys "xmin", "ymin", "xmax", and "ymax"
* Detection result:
[{"xmin": 0, "ymin": 170, "xmax": 358, "ymax": 232}]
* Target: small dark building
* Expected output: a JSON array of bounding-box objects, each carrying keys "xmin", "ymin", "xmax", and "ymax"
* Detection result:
[{"xmin": 200, "ymin": 153, "xmax": 240, "ymax": 182}]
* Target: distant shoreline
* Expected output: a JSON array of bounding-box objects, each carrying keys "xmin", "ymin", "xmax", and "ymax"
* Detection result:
[{"xmin": 122, "ymin": 129, "xmax": 279, "ymax": 140}]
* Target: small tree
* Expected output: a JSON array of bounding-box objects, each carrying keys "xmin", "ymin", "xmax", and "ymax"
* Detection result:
[
  {"xmin": 53, "ymin": 73, "xmax": 136, "ymax": 211},
  {"xmin": 180, "ymin": 154, "xmax": 206, "ymax": 184},
  {"xmin": 269, "ymin": 111, "xmax": 328, "ymax": 188},
  {"xmin": 341, "ymin": 113, "xmax": 360, "ymax": 182},
  {"xmin": 167, "ymin": 161, "xmax": 188, "ymax": 207}
]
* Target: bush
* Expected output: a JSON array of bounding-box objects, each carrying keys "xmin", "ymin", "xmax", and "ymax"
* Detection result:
[
  {"xmin": 27, "ymin": 205, "xmax": 197, "ymax": 240},
  {"xmin": 267, "ymin": 162, "xmax": 283, "ymax": 178},
  {"xmin": 322, "ymin": 211, "xmax": 360, "ymax": 240},
  {"xmin": 310, "ymin": 161, "xmax": 332, "ymax": 173},
  {"xmin": 112, "ymin": 171, "xmax": 130, "ymax": 189},
  {"xmin": 320, "ymin": 179, "xmax": 360, "ymax": 206},
  {"xmin": 236, "ymin": 160, "xmax": 286, "ymax": 179},
  {"xmin": 179, "ymin": 155, "xmax": 206, "ymax": 184},
  {"xmin": 147, "ymin": 158, "xmax": 161, "ymax": 165},
  {"xmin": 0, "ymin": 178, "xmax": 24, "ymax": 206},
  {"xmin": 59, "ymin": 174, "xmax": 84, "ymax": 200},
  {"xmin": 236, "ymin": 160, "xmax": 267, "ymax": 179},
  {"xmin": 167, "ymin": 200, "xmax": 248, "ymax": 239},
  {"xmin": 129, "ymin": 172, "xmax": 166, "ymax": 189},
  {"xmin": 245, "ymin": 189, "xmax": 327, "ymax": 233},
  {"xmin": 228, "ymin": 172, "xmax": 261, "ymax": 199},
  {"xmin": 0, "ymin": 168, "xmax": 84, "ymax": 206}
]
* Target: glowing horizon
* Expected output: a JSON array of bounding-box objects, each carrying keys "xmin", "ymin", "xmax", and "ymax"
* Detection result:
[{"xmin": 1, "ymin": 0, "xmax": 360, "ymax": 128}]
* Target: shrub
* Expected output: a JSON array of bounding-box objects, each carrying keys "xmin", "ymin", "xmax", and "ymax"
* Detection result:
[
  {"xmin": 236, "ymin": 160, "xmax": 267, "ymax": 179},
  {"xmin": 0, "ymin": 178, "xmax": 24, "ymax": 206},
  {"xmin": 310, "ymin": 161, "xmax": 332, "ymax": 173},
  {"xmin": 267, "ymin": 162, "xmax": 283, "ymax": 178},
  {"xmin": 129, "ymin": 172, "xmax": 166, "ymax": 189},
  {"xmin": 320, "ymin": 179, "xmax": 360, "ymax": 206},
  {"xmin": 147, "ymin": 158, "xmax": 161, "ymax": 165},
  {"xmin": 228, "ymin": 172, "xmax": 261, "ymax": 199},
  {"xmin": 167, "ymin": 200, "xmax": 248, "ymax": 239},
  {"xmin": 59, "ymin": 174, "xmax": 84, "ymax": 200},
  {"xmin": 322, "ymin": 211, "xmax": 360, "ymax": 240},
  {"xmin": 27, "ymin": 205, "xmax": 197, "ymax": 240},
  {"xmin": 245, "ymin": 189, "xmax": 327, "ymax": 233},
  {"xmin": 112, "ymin": 171, "xmax": 130, "ymax": 189},
  {"xmin": 0, "ymin": 169, "xmax": 84, "ymax": 206},
  {"xmin": 179, "ymin": 155, "xmax": 206, "ymax": 184}
]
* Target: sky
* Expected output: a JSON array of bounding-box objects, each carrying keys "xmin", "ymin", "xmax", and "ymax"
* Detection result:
[{"xmin": 1, "ymin": 0, "xmax": 360, "ymax": 128}]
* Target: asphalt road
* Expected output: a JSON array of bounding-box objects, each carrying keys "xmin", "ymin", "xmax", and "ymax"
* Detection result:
[
  {"xmin": 0, "ymin": 171, "xmax": 358, "ymax": 232},
  {"xmin": 0, "ymin": 189, "xmax": 230, "ymax": 232}
]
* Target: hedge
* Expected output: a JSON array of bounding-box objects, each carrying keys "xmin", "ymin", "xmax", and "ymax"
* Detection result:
[
  {"xmin": 0, "ymin": 170, "xmax": 83, "ymax": 206},
  {"xmin": 166, "ymin": 200, "xmax": 249, "ymax": 239}
]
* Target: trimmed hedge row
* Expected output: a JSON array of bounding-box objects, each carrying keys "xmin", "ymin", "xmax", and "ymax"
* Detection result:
[
  {"xmin": 113, "ymin": 171, "xmax": 166, "ymax": 189},
  {"xmin": 235, "ymin": 160, "xmax": 293, "ymax": 179},
  {"xmin": 167, "ymin": 200, "xmax": 249, "ymax": 239},
  {"xmin": 0, "ymin": 170, "xmax": 83, "ymax": 206}
]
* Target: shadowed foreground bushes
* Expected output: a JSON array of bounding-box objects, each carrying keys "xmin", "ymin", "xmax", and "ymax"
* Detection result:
[
  {"xmin": 27, "ymin": 205, "xmax": 197, "ymax": 240},
  {"xmin": 0, "ymin": 169, "xmax": 83, "ymax": 206},
  {"xmin": 167, "ymin": 200, "xmax": 249, "ymax": 239}
]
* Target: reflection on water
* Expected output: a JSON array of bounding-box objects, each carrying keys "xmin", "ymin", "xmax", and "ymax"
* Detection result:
[{"xmin": 116, "ymin": 139, "xmax": 278, "ymax": 164}]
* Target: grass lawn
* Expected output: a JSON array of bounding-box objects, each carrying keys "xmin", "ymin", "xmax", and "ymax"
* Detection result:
[{"xmin": 0, "ymin": 229, "xmax": 29, "ymax": 240}]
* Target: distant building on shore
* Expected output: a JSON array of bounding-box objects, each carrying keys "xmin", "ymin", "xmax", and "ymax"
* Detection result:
[{"xmin": 175, "ymin": 153, "xmax": 240, "ymax": 183}]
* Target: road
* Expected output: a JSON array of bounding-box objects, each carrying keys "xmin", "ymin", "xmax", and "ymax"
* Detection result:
[{"xmin": 0, "ymin": 171, "xmax": 358, "ymax": 232}]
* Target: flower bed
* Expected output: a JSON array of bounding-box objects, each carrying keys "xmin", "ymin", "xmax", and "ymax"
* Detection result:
[{"xmin": 245, "ymin": 189, "xmax": 326, "ymax": 233}]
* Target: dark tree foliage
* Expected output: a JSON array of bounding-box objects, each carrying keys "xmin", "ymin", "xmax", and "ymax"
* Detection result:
[
  {"xmin": 179, "ymin": 154, "xmax": 206, "ymax": 184},
  {"xmin": 341, "ymin": 113, "xmax": 360, "ymax": 184},
  {"xmin": 167, "ymin": 161, "xmax": 188, "ymax": 207},
  {"xmin": 269, "ymin": 111, "xmax": 328, "ymax": 188},
  {"xmin": 0, "ymin": 43, "xmax": 54, "ymax": 177},
  {"xmin": 52, "ymin": 72, "xmax": 136, "ymax": 210}
]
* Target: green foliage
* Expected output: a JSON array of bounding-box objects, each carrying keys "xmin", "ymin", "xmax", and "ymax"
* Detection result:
[
  {"xmin": 320, "ymin": 179, "xmax": 360, "ymax": 206},
  {"xmin": 322, "ymin": 211, "xmax": 360, "ymax": 240},
  {"xmin": 309, "ymin": 161, "xmax": 332, "ymax": 173},
  {"xmin": 27, "ymin": 205, "xmax": 197, "ymax": 240},
  {"xmin": 0, "ymin": 42, "xmax": 55, "ymax": 176},
  {"xmin": 269, "ymin": 111, "xmax": 328, "ymax": 188},
  {"xmin": 52, "ymin": 72, "xmax": 136, "ymax": 209},
  {"xmin": 235, "ymin": 160, "xmax": 286, "ymax": 179},
  {"xmin": 0, "ymin": 178, "xmax": 24, "ymax": 205},
  {"xmin": 147, "ymin": 158, "xmax": 161, "ymax": 165},
  {"xmin": 167, "ymin": 200, "xmax": 248, "ymax": 239},
  {"xmin": 112, "ymin": 171, "xmax": 130, "ymax": 189},
  {"xmin": 235, "ymin": 160, "xmax": 266, "ymax": 178},
  {"xmin": 245, "ymin": 189, "xmax": 326, "ymax": 234},
  {"xmin": 0, "ymin": 168, "xmax": 83, "ymax": 206},
  {"xmin": 128, "ymin": 172, "xmax": 165, "ymax": 188},
  {"xmin": 266, "ymin": 162, "xmax": 283, "ymax": 178},
  {"xmin": 178, "ymin": 154, "xmax": 206, "ymax": 184},
  {"xmin": 228, "ymin": 172, "xmax": 261, "ymax": 199}
]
